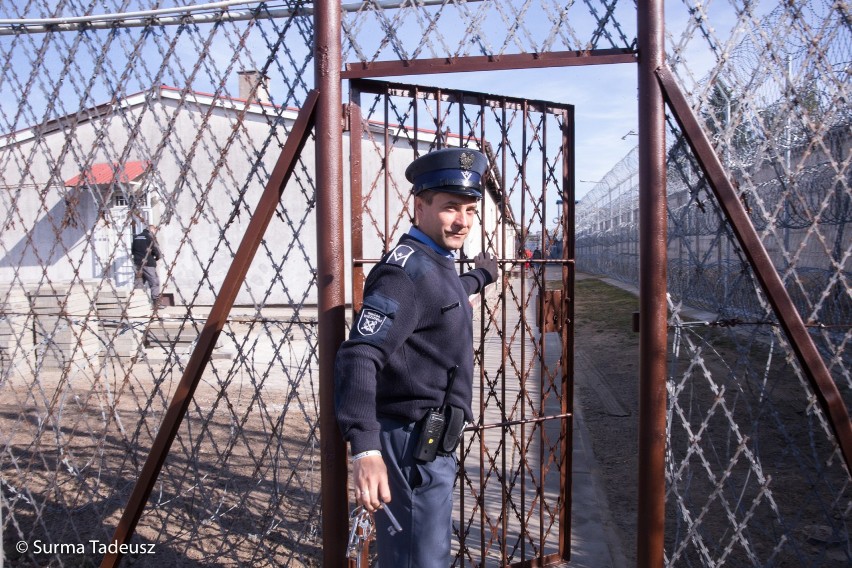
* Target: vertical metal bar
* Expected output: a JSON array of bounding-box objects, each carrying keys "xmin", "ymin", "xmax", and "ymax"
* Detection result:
[
  {"xmin": 349, "ymin": 98, "xmax": 365, "ymax": 314},
  {"xmin": 457, "ymin": 92, "xmax": 463, "ymax": 147},
  {"xmin": 476, "ymin": 93, "xmax": 486, "ymax": 565},
  {"xmin": 561, "ymin": 106, "xmax": 575, "ymax": 561},
  {"xmin": 383, "ymin": 92, "xmax": 391, "ymax": 251},
  {"xmin": 436, "ymin": 88, "xmax": 443, "ymax": 148},
  {"xmin": 636, "ymin": 1, "xmax": 668, "ymax": 567},
  {"xmin": 500, "ymin": 99, "xmax": 510, "ymax": 565},
  {"xmin": 538, "ymin": 107, "xmax": 547, "ymax": 555},
  {"xmin": 656, "ymin": 64, "xmax": 852, "ymax": 474},
  {"xmin": 314, "ymin": 0, "xmax": 349, "ymax": 565},
  {"xmin": 412, "ymin": 86, "xmax": 421, "ymax": 247},
  {"xmin": 520, "ymin": 98, "xmax": 529, "ymax": 563},
  {"xmin": 99, "ymin": 91, "xmax": 319, "ymax": 568},
  {"xmin": 413, "ymin": 86, "xmax": 420, "ymax": 158}
]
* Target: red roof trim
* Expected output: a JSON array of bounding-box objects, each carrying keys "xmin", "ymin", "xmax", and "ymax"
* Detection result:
[{"xmin": 65, "ymin": 160, "xmax": 150, "ymax": 187}]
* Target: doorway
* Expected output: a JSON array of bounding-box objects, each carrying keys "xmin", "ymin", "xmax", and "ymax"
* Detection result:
[{"xmin": 347, "ymin": 79, "xmax": 575, "ymax": 566}]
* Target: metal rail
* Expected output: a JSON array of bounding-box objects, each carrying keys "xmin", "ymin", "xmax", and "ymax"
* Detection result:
[
  {"xmin": 0, "ymin": 0, "xmax": 470, "ymax": 35},
  {"xmin": 99, "ymin": 90, "xmax": 319, "ymax": 568},
  {"xmin": 342, "ymin": 49, "xmax": 636, "ymax": 79}
]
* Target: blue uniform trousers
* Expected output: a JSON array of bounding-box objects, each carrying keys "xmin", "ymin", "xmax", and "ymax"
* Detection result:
[{"xmin": 376, "ymin": 417, "xmax": 457, "ymax": 568}]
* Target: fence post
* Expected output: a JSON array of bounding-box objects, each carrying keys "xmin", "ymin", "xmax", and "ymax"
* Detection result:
[
  {"xmin": 637, "ymin": 1, "xmax": 667, "ymax": 567},
  {"xmin": 314, "ymin": 0, "xmax": 350, "ymax": 566}
]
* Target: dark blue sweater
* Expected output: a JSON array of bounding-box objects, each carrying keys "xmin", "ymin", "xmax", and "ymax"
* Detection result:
[{"xmin": 334, "ymin": 235, "xmax": 494, "ymax": 455}]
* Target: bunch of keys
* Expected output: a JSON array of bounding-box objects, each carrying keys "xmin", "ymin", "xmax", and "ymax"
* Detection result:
[
  {"xmin": 346, "ymin": 506, "xmax": 374, "ymax": 565},
  {"xmin": 346, "ymin": 502, "xmax": 403, "ymax": 566}
]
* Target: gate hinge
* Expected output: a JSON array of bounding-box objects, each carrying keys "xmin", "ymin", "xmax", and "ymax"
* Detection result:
[
  {"xmin": 537, "ymin": 289, "xmax": 564, "ymax": 333},
  {"xmin": 342, "ymin": 103, "xmax": 351, "ymax": 132}
]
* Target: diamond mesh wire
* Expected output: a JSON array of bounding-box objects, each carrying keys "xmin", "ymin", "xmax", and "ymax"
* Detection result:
[
  {"xmin": 341, "ymin": 0, "xmax": 636, "ymax": 65},
  {"xmin": 1, "ymin": 0, "xmax": 850, "ymax": 566},
  {"xmin": 578, "ymin": 2, "xmax": 851, "ymax": 566},
  {"xmin": 0, "ymin": 1, "xmax": 323, "ymax": 565}
]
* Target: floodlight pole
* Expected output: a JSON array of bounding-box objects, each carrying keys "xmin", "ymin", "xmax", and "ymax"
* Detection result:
[{"xmin": 636, "ymin": 1, "xmax": 668, "ymax": 567}]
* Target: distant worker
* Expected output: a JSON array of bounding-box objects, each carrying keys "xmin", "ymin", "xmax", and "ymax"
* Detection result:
[{"xmin": 131, "ymin": 224, "xmax": 161, "ymax": 308}]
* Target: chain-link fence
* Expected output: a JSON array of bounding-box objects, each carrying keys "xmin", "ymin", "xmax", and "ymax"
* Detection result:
[{"xmin": 0, "ymin": 0, "xmax": 850, "ymax": 567}]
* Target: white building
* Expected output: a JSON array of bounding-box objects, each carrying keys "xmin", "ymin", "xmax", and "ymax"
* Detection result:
[{"xmin": 0, "ymin": 72, "xmax": 511, "ymax": 306}]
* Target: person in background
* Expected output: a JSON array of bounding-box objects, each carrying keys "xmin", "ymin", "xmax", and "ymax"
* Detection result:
[
  {"xmin": 131, "ymin": 224, "xmax": 162, "ymax": 309},
  {"xmin": 334, "ymin": 148, "xmax": 499, "ymax": 567}
]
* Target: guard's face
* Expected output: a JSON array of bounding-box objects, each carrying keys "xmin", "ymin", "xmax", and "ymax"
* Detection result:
[{"xmin": 415, "ymin": 191, "xmax": 479, "ymax": 251}]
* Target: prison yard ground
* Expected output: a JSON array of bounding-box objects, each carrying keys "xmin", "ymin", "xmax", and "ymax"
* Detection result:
[
  {"xmin": 570, "ymin": 273, "xmax": 848, "ymax": 567},
  {"xmin": 2, "ymin": 274, "xmax": 845, "ymax": 566}
]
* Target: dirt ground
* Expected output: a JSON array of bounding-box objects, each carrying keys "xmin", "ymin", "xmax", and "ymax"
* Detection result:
[
  {"xmin": 570, "ymin": 273, "xmax": 850, "ymax": 567},
  {"xmin": 3, "ymin": 274, "xmax": 848, "ymax": 566},
  {"xmin": 572, "ymin": 274, "xmax": 641, "ymax": 566}
]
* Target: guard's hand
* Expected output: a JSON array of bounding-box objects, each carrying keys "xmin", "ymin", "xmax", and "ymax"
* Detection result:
[
  {"xmin": 474, "ymin": 251, "xmax": 499, "ymax": 283},
  {"xmin": 352, "ymin": 454, "xmax": 391, "ymax": 512}
]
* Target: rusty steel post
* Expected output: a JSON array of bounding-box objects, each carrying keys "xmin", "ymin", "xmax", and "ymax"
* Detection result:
[
  {"xmin": 560, "ymin": 105, "xmax": 576, "ymax": 561},
  {"xmin": 348, "ymin": 99, "xmax": 365, "ymax": 314},
  {"xmin": 314, "ymin": 0, "xmax": 349, "ymax": 566},
  {"xmin": 636, "ymin": 1, "xmax": 667, "ymax": 567},
  {"xmin": 99, "ymin": 91, "xmax": 319, "ymax": 568}
]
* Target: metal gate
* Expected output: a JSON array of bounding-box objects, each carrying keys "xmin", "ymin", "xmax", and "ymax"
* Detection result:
[{"xmin": 347, "ymin": 79, "xmax": 575, "ymax": 567}]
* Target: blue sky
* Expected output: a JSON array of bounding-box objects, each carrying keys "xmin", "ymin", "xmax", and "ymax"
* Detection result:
[
  {"xmin": 0, "ymin": 2, "xmax": 644, "ymax": 204},
  {"xmin": 391, "ymin": 63, "xmax": 640, "ymax": 201}
]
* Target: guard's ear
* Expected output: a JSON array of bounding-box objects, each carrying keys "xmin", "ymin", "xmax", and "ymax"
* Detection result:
[{"xmin": 413, "ymin": 193, "xmax": 423, "ymax": 224}]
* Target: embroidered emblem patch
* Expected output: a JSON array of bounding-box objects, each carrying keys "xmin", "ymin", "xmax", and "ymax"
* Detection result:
[
  {"xmin": 357, "ymin": 309, "xmax": 387, "ymax": 336},
  {"xmin": 388, "ymin": 244, "xmax": 415, "ymax": 267}
]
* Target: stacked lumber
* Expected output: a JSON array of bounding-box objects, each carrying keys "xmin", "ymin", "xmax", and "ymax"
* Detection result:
[
  {"xmin": 29, "ymin": 283, "xmax": 104, "ymax": 372},
  {"xmin": 0, "ymin": 285, "xmax": 34, "ymax": 371},
  {"xmin": 93, "ymin": 287, "xmax": 150, "ymax": 358}
]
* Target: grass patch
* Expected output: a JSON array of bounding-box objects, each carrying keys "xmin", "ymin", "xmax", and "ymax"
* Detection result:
[{"xmin": 573, "ymin": 277, "xmax": 640, "ymax": 346}]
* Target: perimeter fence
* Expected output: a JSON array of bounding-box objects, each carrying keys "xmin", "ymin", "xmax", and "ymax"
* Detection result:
[
  {"xmin": 576, "ymin": 4, "xmax": 852, "ymax": 566},
  {"xmin": 0, "ymin": 1, "xmax": 849, "ymax": 567}
]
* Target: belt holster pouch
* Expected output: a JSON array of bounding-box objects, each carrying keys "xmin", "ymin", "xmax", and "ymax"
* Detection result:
[
  {"xmin": 440, "ymin": 406, "xmax": 465, "ymax": 453},
  {"xmin": 414, "ymin": 409, "xmax": 446, "ymax": 463}
]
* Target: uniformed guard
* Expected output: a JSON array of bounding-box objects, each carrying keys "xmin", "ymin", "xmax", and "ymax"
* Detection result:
[
  {"xmin": 131, "ymin": 224, "xmax": 162, "ymax": 309},
  {"xmin": 335, "ymin": 147, "xmax": 498, "ymax": 567}
]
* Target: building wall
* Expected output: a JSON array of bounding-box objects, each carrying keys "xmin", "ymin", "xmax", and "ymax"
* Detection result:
[{"xmin": 0, "ymin": 89, "xmax": 509, "ymax": 306}]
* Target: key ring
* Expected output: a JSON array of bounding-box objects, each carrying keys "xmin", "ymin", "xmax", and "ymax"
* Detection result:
[{"xmin": 346, "ymin": 506, "xmax": 375, "ymax": 563}]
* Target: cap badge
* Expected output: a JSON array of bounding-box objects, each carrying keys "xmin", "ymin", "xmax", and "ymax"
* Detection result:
[{"xmin": 459, "ymin": 151, "xmax": 474, "ymax": 171}]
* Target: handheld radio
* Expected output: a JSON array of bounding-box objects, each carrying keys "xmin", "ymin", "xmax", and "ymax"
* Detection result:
[{"xmin": 413, "ymin": 366, "xmax": 458, "ymax": 462}]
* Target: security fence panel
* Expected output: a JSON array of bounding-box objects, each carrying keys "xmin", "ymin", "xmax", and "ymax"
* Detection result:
[
  {"xmin": 576, "ymin": 3, "xmax": 852, "ymax": 566},
  {"xmin": 0, "ymin": 3, "xmax": 323, "ymax": 566},
  {"xmin": 348, "ymin": 79, "xmax": 575, "ymax": 567},
  {"xmin": 1, "ymin": 1, "xmax": 849, "ymax": 567}
]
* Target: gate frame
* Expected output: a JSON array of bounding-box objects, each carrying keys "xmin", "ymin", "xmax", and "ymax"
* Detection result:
[
  {"xmin": 323, "ymin": 2, "xmax": 852, "ymax": 567},
  {"xmin": 345, "ymin": 78, "xmax": 577, "ymax": 566}
]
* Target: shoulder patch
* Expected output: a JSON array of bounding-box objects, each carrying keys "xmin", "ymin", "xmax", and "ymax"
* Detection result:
[
  {"xmin": 351, "ymin": 293, "xmax": 398, "ymax": 343},
  {"xmin": 386, "ymin": 244, "xmax": 415, "ymax": 267},
  {"xmin": 381, "ymin": 242, "xmax": 433, "ymax": 282},
  {"xmin": 356, "ymin": 309, "xmax": 387, "ymax": 336}
]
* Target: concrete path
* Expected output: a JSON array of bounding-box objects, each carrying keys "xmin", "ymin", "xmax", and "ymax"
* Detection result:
[{"xmin": 459, "ymin": 273, "xmax": 627, "ymax": 567}]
